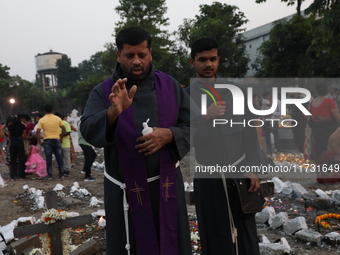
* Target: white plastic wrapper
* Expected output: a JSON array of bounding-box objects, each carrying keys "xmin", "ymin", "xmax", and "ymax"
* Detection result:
[
  {"xmin": 90, "ymin": 196, "xmax": 104, "ymax": 207},
  {"xmin": 53, "ymin": 183, "xmax": 64, "ymax": 191}
]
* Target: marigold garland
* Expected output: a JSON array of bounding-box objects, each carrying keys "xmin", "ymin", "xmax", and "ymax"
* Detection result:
[
  {"xmin": 28, "ymin": 209, "xmax": 78, "ymax": 255},
  {"xmin": 315, "ymin": 213, "xmax": 340, "ymax": 229}
]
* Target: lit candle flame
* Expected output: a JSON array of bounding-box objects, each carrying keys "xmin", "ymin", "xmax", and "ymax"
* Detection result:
[{"xmin": 98, "ymin": 216, "xmax": 106, "ymax": 228}]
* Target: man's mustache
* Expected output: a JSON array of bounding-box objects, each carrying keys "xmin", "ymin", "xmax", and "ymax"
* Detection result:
[
  {"xmin": 131, "ymin": 66, "xmax": 144, "ymax": 70},
  {"xmin": 203, "ymin": 68, "xmax": 214, "ymax": 72}
]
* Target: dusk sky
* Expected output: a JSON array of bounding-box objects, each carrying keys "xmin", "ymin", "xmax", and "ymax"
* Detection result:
[{"xmin": 1, "ymin": 0, "xmax": 313, "ymax": 82}]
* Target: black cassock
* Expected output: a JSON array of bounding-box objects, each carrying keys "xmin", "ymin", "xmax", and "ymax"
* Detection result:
[
  {"xmin": 189, "ymin": 79, "xmax": 261, "ymax": 255},
  {"xmin": 81, "ymin": 64, "xmax": 191, "ymax": 255}
]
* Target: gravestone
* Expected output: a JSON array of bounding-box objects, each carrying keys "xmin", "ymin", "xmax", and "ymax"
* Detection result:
[
  {"xmin": 13, "ymin": 191, "xmax": 94, "ymax": 255},
  {"xmin": 67, "ymin": 109, "xmax": 81, "ymax": 152}
]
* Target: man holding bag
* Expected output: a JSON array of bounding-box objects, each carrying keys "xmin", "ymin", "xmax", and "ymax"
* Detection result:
[{"xmin": 186, "ymin": 38, "xmax": 262, "ymax": 255}]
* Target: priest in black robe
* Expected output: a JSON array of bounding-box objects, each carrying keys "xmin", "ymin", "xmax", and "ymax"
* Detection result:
[
  {"xmin": 187, "ymin": 38, "xmax": 262, "ymax": 255},
  {"xmin": 80, "ymin": 27, "xmax": 191, "ymax": 255}
]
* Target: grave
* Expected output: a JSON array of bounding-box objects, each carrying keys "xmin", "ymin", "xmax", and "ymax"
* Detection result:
[
  {"xmin": 67, "ymin": 109, "xmax": 81, "ymax": 152},
  {"xmin": 12, "ymin": 191, "xmax": 99, "ymax": 255}
]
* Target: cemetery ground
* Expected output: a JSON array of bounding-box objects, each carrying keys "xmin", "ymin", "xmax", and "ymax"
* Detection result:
[
  {"xmin": 2, "ymin": 150, "xmax": 340, "ymax": 254},
  {"xmin": 0, "ymin": 152, "xmax": 107, "ymax": 255}
]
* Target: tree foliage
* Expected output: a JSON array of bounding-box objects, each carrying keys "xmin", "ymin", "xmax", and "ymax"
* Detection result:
[
  {"xmin": 156, "ymin": 44, "xmax": 195, "ymax": 85},
  {"xmin": 0, "ymin": 64, "xmax": 10, "ymax": 79},
  {"xmin": 177, "ymin": 2, "xmax": 249, "ymax": 78},
  {"xmin": 15, "ymin": 78, "xmax": 54, "ymax": 113},
  {"xmin": 101, "ymin": 42, "xmax": 117, "ymax": 76},
  {"xmin": 0, "ymin": 72, "xmax": 56, "ymax": 119},
  {"xmin": 56, "ymin": 55, "xmax": 79, "ymax": 89},
  {"xmin": 78, "ymin": 51, "xmax": 107, "ymax": 80},
  {"xmin": 253, "ymin": 1, "xmax": 340, "ymax": 77},
  {"xmin": 0, "ymin": 64, "xmax": 11, "ymax": 98},
  {"xmin": 252, "ymin": 16, "xmax": 314, "ymax": 77},
  {"xmin": 255, "ymin": 0, "xmax": 308, "ymax": 16},
  {"xmin": 305, "ymin": 0, "xmax": 340, "ymax": 77},
  {"xmin": 68, "ymin": 75, "xmax": 103, "ymax": 108},
  {"xmin": 114, "ymin": 0, "xmax": 173, "ymax": 69}
]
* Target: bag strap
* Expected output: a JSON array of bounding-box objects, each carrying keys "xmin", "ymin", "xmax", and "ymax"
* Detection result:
[
  {"xmin": 220, "ymin": 176, "xmax": 238, "ymax": 250},
  {"xmin": 219, "ymin": 153, "xmax": 245, "ymax": 255}
]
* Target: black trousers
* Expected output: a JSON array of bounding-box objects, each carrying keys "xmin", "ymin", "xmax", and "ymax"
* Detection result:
[
  {"xmin": 9, "ymin": 138, "xmax": 26, "ymax": 179},
  {"xmin": 80, "ymin": 144, "xmax": 97, "ymax": 178}
]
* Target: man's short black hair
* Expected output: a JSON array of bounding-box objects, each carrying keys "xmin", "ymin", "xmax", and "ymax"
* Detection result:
[
  {"xmin": 190, "ymin": 38, "xmax": 218, "ymax": 59},
  {"xmin": 21, "ymin": 114, "xmax": 30, "ymax": 121},
  {"xmin": 44, "ymin": 104, "xmax": 53, "ymax": 113},
  {"xmin": 35, "ymin": 113, "xmax": 43, "ymax": 118},
  {"xmin": 116, "ymin": 27, "xmax": 152, "ymax": 52}
]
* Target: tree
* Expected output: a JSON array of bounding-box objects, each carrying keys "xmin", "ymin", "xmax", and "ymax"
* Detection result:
[
  {"xmin": 252, "ymin": 15, "xmax": 314, "ymax": 77},
  {"xmin": 0, "ymin": 64, "xmax": 10, "ymax": 79},
  {"xmin": 155, "ymin": 44, "xmax": 194, "ymax": 85},
  {"xmin": 253, "ymin": 1, "xmax": 340, "ymax": 78},
  {"xmin": 255, "ymin": 0, "xmax": 309, "ymax": 16},
  {"xmin": 15, "ymin": 78, "xmax": 53, "ymax": 113},
  {"xmin": 114, "ymin": 0, "xmax": 173, "ymax": 70},
  {"xmin": 305, "ymin": 0, "xmax": 340, "ymax": 76},
  {"xmin": 177, "ymin": 2, "xmax": 249, "ymax": 78},
  {"xmin": 0, "ymin": 64, "xmax": 11, "ymax": 97},
  {"xmin": 68, "ymin": 75, "xmax": 103, "ymax": 108},
  {"xmin": 101, "ymin": 42, "xmax": 117, "ymax": 76},
  {"xmin": 56, "ymin": 55, "xmax": 79, "ymax": 89},
  {"xmin": 78, "ymin": 51, "xmax": 107, "ymax": 80},
  {"xmin": 0, "ymin": 74, "xmax": 53, "ymax": 116}
]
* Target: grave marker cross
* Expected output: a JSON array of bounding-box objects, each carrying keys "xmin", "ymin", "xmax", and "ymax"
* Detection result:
[{"xmin": 13, "ymin": 191, "xmax": 93, "ymax": 255}]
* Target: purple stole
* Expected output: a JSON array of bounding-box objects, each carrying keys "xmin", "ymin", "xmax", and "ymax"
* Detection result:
[{"xmin": 103, "ymin": 70, "xmax": 178, "ymax": 255}]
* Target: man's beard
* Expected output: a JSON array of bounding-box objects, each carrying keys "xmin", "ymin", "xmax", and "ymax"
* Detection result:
[{"xmin": 123, "ymin": 65, "xmax": 150, "ymax": 81}]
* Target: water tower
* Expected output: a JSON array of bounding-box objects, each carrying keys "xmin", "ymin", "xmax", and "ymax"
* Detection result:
[{"xmin": 35, "ymin": 50, "xmax": 63, "ymax": 91}]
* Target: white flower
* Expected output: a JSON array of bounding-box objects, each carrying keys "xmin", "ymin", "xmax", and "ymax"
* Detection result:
[{"xmin": 191, "ymin": 232, "xmax": 200, "ymax": 243}]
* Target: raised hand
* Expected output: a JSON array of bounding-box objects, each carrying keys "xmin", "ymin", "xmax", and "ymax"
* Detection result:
[{"xmin": 107, "ymin": 78, "xmax": 137, "ymax": 121}]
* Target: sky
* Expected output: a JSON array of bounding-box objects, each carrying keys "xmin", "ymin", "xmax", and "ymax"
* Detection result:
[{"xmin": 0, "ymin": 0, "xmax": 313, "ymax": 82}]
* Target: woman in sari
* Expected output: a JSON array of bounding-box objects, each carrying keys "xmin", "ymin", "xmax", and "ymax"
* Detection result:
[{"xmin": 311, "ymin": 84, "xmax": 340, "ymax": 183}]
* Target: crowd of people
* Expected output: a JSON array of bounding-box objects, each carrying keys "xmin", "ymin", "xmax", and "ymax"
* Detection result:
[
  {"xmin": 0, "ymin": 104, "xmax": 96, "ymax": 182},
  {"xmin": 250, "ymin": 84, "xmax": 340, "ymax": 185}
]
